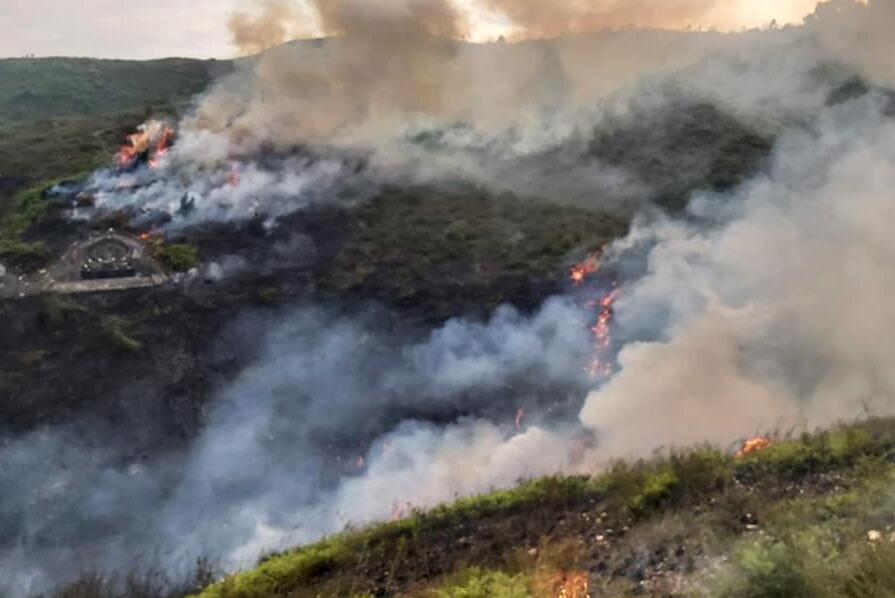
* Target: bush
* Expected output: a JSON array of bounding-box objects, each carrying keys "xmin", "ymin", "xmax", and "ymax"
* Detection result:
[
  {"xmin": 157, "ymin": 243, "xmax": 199, "ymax": 272},
  {"xmin": 435, "ymin": 568, "xmax": 531, "ymax": 598},
  {"xmin": 102, "ymin": 316, "xmax": 143, "ymax": 353},
  {"xmin": 0, "ymin": 238, "xmax": 51, "ymax": 271}
]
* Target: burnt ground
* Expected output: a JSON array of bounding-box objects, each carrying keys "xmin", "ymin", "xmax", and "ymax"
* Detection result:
[
  {"xmin": 0, "ymin": 187, "xmax": 625, "ymax": 448},
  {"xmin": 0, "ymin": 207, "xmax": 340, "ymax": 440}
]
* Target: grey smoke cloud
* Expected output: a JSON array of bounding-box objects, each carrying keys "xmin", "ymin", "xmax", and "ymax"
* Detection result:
[
  {"xmin": 82, "ymin": 2, "xmax": 890, "ymax": 226},
  {"xmin": 0, "ymin": 298, "xmax": 592, "ymax": 595},
  {"xmin": 582, "ymin": 92, "xmax": 895, "ymax": 456}
]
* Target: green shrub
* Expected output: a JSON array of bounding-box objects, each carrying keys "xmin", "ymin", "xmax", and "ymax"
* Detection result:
[
  {"xmin": 0, "ymin": 238, "xmax": 51, "ymax": 271},
  {"xmin": 435, "ymin": 568, "xmax": 531, "ymax": 598},
  {"xmin": 102, "ymin": 317, "xmax": 143, "ymax": 353},
  {"xmin": 627, "ymin": 470, "xmax": 679, "ymax": 515},
  {"xmin": 157, "ymin": 243, "xmax": 199, "ymax": 272},
  {"xmin": 716, "ymin": 528, "xmax": 840, "ymax": 598},
  {"xmin": 840, "ymin": 541, "xmax": 895, "ymax": 598},
  {"xmin": 41, "ymin": 293, "xmax": 87, "ymax": 324}
]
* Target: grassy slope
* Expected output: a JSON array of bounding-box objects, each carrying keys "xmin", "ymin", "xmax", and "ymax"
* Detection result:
[
  {"xmin": 0, "ymin": 57, "xmax": 226, "ymax": 182},
  {"xmin": 0, "ymin": 58, "xmax": 225, "ymax": 125},
  {"xmin": 0, "ymin": 58, "xmax": 221, "ymax": 191},
  {"xmin": 0, "ymin": 57, "xmax": 227, "ymax": 267},
  {"xmin": 316, "ymin": 188, "xmax": 628, "ymax": 321},
  {"xmin": 192, "ymin": 419, "xmax": 895, "ymax": 598}
]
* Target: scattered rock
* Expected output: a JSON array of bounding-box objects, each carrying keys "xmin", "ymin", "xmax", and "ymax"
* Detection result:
[{"xmin": 868, "ymin": 530, "xmax": 883, "ymax": 543}]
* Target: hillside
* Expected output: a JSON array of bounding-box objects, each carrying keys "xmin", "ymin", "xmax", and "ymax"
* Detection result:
[
  {"xmin": 59, "ymin": 418, "xmax": 895, "ymax": 597},
  {"xmin": 3, "ymin": 17, "xmax": 893, "ymax": 598},
  {"xmin": 0, "ymin": 57, "xmax": 229, "ymax": 194}
]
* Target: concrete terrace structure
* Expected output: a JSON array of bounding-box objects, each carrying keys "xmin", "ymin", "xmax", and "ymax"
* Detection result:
[{"xmin": 0, "ymin": 232, "xmax": 167, "ymax": 298}]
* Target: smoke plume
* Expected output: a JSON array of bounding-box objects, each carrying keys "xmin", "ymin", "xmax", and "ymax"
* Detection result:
[
  {"xmin": 582, "ymin": 92, "xmax": 895, "ymax": 456},
  {"xmin": 482, "ymin": 0, "xmax": 721, "ymax": 39},
  {"xmin": 1, "ymin": 299, "xmax": 594, "ymax": 595},
  {"xmin": 229, "ymin": 0, "xmax": 304, "ymax": 55}
]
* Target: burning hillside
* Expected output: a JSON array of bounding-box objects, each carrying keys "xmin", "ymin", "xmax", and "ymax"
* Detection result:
[
  {"xmin": 3, "ymin": 1, "xmax": 895, "ymax": 596},
  {"xmin": 116, "ymin": 120, "xmax": 175, "ymax": 170}
]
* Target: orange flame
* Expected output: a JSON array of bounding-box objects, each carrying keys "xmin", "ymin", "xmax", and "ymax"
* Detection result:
[
  {"xmin": 569, "ymin": 254, "xmax": 601, "ymax": 286},
  {"xmin": 138, "ymin": 230, "xmax": 161, "ymax": 242},
  {"xmin": 534, "ymin": 571, "xmax": 590, "ymax": 598},
  {"xmin": 736, "ymin": 437, "xmax": 772, "ymax": 459},
  {"xmin": 586, "ymin": 284, "xmax": 619, "ymax": 380},
  {"xmin": 117, "ymin": 121, "xmax": 175, "ymax": 169},
  {"xmin": 569, "ymin": 249, "xmax": 620, "ymax": 380}
]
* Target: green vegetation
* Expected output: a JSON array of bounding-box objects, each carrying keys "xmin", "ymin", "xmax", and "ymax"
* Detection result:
[
  {"xmin": 434, "ymin": 568, "xmax": 531, "ymax": 597},
  {"xmin": 714, "ymin": 468, "xmax": 895, "ymax": 597},
  {"xmin": 101, "ymin": 316, "xmax": 143, "ymax": 353},
  {"xmin": 0, "ymin": 57, "xmax": 226, "ymax": 270},
  {"xmin": 40, "ymin": 293, "xmax": 87, "ymax": 324},
  {"xmin": 0, "ymin": 179, "xmax": 59, "ymax": 269},
  {"xmin": 589, "ymin": 101, "xmax": 774, "ymax": 209},
  {"xmin": 193, "ymin": 419, "xmax": 895, "ymax": 598},
  {"xmin": 0, "ymin": 57, "xmax": 226, "ymax": 127},
  {"xmin": 156, "ymin": 243, "xmax": 199, "ymax": 272},
  {"xmin": 318, "ymin": 189, "xmax": 628, "ymax": 318},
  {"xmin": 0, "ymin": 57, "xmax": 230, "ymax": 222}
]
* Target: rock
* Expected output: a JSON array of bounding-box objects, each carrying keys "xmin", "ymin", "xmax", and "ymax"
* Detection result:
[
  {"xmin": 868, "ymin": 530, "xmax": 883, "ymax": 543},
  {"xmin": 528, "ymin": 548, "xmax": 538, "ymax": 557}
]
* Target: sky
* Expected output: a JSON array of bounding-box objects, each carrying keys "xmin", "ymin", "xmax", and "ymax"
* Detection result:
[{"xmin": 0, "ymin": 0, "xmax": 822, "ymax": 60}]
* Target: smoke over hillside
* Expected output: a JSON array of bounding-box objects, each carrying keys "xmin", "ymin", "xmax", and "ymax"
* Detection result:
[{"xmin": 4, "ymin": 1, "xmax": 895, "ymax": 595}]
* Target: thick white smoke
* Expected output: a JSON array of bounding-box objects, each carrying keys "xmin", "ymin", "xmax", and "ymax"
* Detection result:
[
  {"xmin": 582, "ymin": 93, "xmax": 895, "ymax": 456},
  {"xmin": 83, "ymin": 1, "xmax": 892, "ymax": 226},
  {"xmin": 1, "ymin": 299, "xmax": 593, "ymax": 595}
]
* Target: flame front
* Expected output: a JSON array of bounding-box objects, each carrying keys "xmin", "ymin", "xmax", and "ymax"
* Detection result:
[
  {"xmin": 116, "ymin": 120, "xmax": 175, "ymax": 169},
  {"xmin": 570, "ymin": 252, "xmax": 620, "ymax": 380}
]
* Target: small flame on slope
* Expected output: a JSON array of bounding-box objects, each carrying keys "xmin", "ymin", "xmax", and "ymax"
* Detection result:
[
  {"xmin": 535, "ymin": 570, "xmax": 590, "ymax": 598},
  {"xmin": 736, "ymin": 437, "xmax": 772, "ymax": 459},
  {"xmin": 569, "ymin": 254, "xmax": 601, "ymax": 286},
  {"xmin": 569, "ymin": 251, "xmax": 620, "ymax": 380}
]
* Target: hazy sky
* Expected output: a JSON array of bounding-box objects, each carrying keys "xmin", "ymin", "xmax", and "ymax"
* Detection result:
[{"xmin": 0, "ymin": 0, "xmax": 822, "ymax": 60}]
